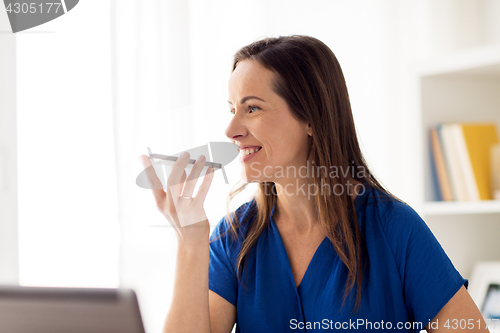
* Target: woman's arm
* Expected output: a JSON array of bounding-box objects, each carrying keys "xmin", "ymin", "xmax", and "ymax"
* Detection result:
[
  {"xmin": 163, "ymin": 239, "xmax": 211, "ymax": 333},
  {"xmin": 209, "ymin": 290, "xmax": 237, "ymax": 333},
  {"xmin": 162, "ymin": 237, "xmax": 237, "ymax": 333},
  {"xmin": 426, "ymin": 285, "xmax": 490, "ymax": 332},
  {"xmin": 163, "ymin": 239, "xmax": 237, "ymax": 333}
]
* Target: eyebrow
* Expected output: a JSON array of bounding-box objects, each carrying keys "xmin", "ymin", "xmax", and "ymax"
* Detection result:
[{"xmin": 228, "ymin": 96, "xmax": 266, "ymax": 105}]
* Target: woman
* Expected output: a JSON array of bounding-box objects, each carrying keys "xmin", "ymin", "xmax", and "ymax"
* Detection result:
[{"xmin": 140, "ymin": 35, "xmax": 488, "ymax": 333}]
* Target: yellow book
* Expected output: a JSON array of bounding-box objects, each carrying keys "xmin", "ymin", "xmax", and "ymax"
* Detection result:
[{"xmin": 460, "ymin": 123, "xmax": 500, "ymax": 200}]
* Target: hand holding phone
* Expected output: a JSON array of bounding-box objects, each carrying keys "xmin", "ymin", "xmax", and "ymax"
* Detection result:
[{"xmin": 139, "ymin": 151, "xmax": 215, "ymax": 242}]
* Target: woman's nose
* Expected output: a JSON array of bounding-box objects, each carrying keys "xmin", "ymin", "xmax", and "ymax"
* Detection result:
[{"xmin": 225, "ymin": 111, "xmax": 246, "ymax": 140}]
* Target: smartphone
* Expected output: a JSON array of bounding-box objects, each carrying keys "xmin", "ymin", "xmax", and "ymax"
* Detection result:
[{"xmin": 148, "ymin": 149, "xmax": 222, "ymax": 170}]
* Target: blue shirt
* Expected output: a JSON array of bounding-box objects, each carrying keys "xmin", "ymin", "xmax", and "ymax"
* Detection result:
[{"xmin": 208, "ymin": 183, "xmax": 468, "ymax": 332}]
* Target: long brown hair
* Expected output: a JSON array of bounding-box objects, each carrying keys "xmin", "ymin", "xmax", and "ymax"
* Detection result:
[{"xmin": 214, "ymin": 35, "xmax": 407, "ymax": 313}]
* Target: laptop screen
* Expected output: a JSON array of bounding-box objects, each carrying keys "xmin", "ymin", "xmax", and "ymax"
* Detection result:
[{"xmin": 0, "ymin": 285, "xmax": 146, "ymax": 333}]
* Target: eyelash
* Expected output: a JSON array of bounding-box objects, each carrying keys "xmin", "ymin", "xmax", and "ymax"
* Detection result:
[{"xmin": 229, "ymin": 105, "xmax": 260, "ymax": 115}]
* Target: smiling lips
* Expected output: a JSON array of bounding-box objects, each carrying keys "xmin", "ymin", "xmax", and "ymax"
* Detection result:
[
  {"xmin": 239, "ymin": 146, "xmax": 262, "ymax": 162},
  {"xmin": 240, "ymin": 147, "xmax": 262, "ymax": 157}
]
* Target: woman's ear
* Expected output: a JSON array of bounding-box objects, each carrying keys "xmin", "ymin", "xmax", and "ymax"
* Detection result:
[{"xmin": 307, "ymin": 123, "xmax": 312, "ymax": 137}]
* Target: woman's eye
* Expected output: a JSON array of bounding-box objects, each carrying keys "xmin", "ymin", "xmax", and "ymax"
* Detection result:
[{"xmin": 229, "ymin": 106, "xmax": 259, "ymax": 115}]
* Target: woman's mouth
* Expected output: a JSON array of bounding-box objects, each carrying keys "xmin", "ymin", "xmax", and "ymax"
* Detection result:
[{"xmin": 239, "ymin": 147, "xmax": 262, "ymax": 163}]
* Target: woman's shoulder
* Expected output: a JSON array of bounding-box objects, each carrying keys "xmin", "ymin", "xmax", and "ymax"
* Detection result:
[
  {"xmin": 361, "ymin": 185, "xmax": 425, "ymax": 236},
  {"xmin": 361, "ymin": 186, "xmax": 439, "ymax": 267}
]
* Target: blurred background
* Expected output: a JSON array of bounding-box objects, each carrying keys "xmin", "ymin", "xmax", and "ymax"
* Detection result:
[{"xmin": 1, "ymin": 0, "xmax": 500, "ymax": 332}]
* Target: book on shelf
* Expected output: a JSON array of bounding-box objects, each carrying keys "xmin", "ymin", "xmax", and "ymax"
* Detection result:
[
  {"xmin": 491, "ymin": 144, "xmax": 500, "ymax": 200},
  {"xmin": 429, "ymin": 122, "xmax": 499, "ymax": 202},
  {"xmin": 429, "ymin": 125, "xmax": 453, "ymax": 201}
]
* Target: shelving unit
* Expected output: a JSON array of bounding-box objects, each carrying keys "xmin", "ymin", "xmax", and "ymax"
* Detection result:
[
  {"xmin": 409, "ymin": 44, "xmax": 500, "ymax": 320},
  {"xmin": 424, "ymin": 200, "xmax": 500, "ymax": 216}
]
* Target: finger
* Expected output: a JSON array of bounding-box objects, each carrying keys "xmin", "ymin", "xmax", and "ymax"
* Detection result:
[
  {"xmin": 195, "ymin": 167, "xmax": 215, "ymax": 202},
  {"xmin": 166, "ymin": 169, "xmax": 186, "ymax": 213},
  {"xmin": 140, "ymin": 155, "xmax": 166, "ymax": 206},
  {"xmin": 178, "ymin": 170, "xmax": 187, "ymax": 195},
  {"xmin": 166, "ymin": 152, "xmax": 191, "ymax": 199},
  {"xmin": 167, "ymin": 152, "xmax": 191, "ymax": 184},
  {"xmin": 181, "ymin": 154, "xmax": 207, "ymax": 198}
]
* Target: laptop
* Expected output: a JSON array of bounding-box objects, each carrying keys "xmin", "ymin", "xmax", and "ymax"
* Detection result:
[{"xmin": 0, "ymin": 285, "xmax": 146, "ymax": 333}]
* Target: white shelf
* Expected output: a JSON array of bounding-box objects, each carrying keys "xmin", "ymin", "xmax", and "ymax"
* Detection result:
[
  {"xmin": 411, "ymin": 43, "xmax": 500, "ymax": 78},
  {"xmin": 424, "ymin": 200, "xmax": 500, "ymax": 216}
]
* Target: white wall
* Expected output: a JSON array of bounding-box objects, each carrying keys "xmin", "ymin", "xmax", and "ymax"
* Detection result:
[
  {"xmin": 0, "ymin": 4, "xmax": 19, "ymax": 284},
  {"xmin": 15, "ymin": 0, "xmax": 119, "ymax": 288}
]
